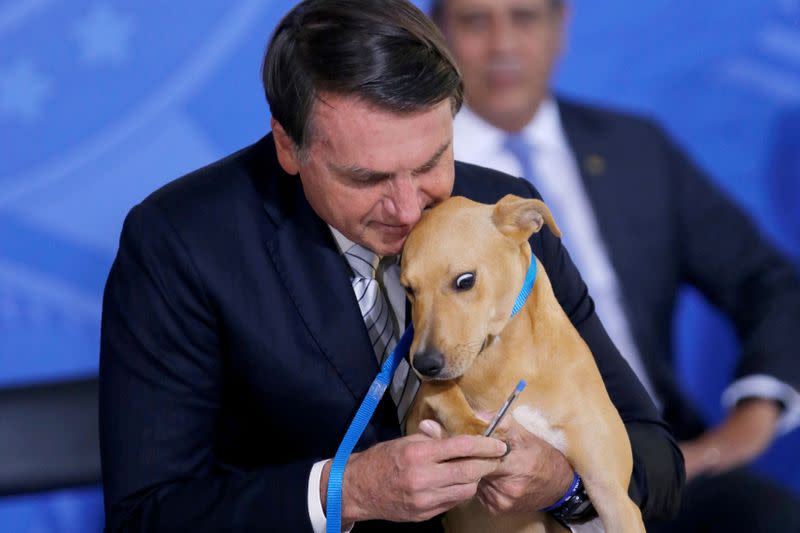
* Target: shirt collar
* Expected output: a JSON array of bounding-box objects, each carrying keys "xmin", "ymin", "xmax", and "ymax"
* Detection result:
[
  {"xmin": 452, "ymin": 104, "xmax": 506, "ymax": 162},
  {"xmin": 453, "ymin": 96, "xmax": 570, "ymax": 157},
  {"xmin": 520, "ymin": 97, "xmax": 570, "ymax": 152},
  {"xmin": 328, "ymin": 225, "xmax": 398, "ymax": 266},
  {"xmin": 329, "ymin": 225, "xmax": 356, "ymax": 256}
]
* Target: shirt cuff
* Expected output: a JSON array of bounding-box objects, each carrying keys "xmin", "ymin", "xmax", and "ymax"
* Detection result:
[
  {"xmin": 721, "ymin": 374, "xmax": 800, "ymax": 435},
  {"xmin": 568, "ymin": 517, "xmax": 604, "ymax": 532},
  {"xmin": 308, "ymin": 459, "xmax": 354, "ymax": 533}
]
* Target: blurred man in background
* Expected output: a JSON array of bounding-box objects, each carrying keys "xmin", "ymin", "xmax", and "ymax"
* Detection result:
[{"xmin": 431, "ymin": 0, "xmax": 800, "ymax": 530}]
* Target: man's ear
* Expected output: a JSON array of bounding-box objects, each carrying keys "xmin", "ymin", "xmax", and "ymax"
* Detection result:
[
  {"xmin": 271, "ymin": 117, "xmax": 301, "ymax": 175},
  {"xmin": 492, "ymin": 194, "xmax": 562, "ymax": 242}
]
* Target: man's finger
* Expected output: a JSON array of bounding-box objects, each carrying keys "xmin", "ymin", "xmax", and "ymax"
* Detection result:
[
  {"xmin": 427, "ymin": 434, "xmax": 507, "ymax": 462},
  {"xmin": 418, "ymin": 419, "xmax": 445, "ymax": 439},
  {"xmin": 422, "ymin": 481, "xmax": 484, "ymax": 517},
  {"xmin": 434, "ymin": 457, "xmax": 501, "ymax": 485}
]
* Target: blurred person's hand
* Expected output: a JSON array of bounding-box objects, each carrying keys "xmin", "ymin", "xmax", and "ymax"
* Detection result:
[{"xmin": 680, "ymin": 398, "xmax": 780, "ymax": 480}]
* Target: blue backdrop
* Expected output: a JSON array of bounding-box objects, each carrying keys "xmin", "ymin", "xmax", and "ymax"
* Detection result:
[{"xmin": 0, "ymin": 1, "xmax": 798, "ymax": 531}]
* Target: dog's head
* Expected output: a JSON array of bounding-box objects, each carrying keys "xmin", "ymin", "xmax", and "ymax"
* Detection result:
[{"xmin": 401, "ymin": 194, "xmax": 560, "ymax": 380}]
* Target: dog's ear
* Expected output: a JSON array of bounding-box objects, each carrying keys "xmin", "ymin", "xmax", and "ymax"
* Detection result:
[{"xmin": 492, "ymin": 195, "xmax": 562, "ymax": 241}]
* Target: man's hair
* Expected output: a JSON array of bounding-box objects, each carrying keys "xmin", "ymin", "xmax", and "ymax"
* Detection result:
[
  {"xmin": 262, "ymin": 0, "xmax": 463, "ymax": 150},
  {"xmin": 429, "ymin": 0, "xmax": 565, "ymax": 22}
]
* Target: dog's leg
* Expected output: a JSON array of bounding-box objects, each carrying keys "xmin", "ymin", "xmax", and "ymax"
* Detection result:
[
  {"xmin": 566, "ymin": 421, "xmax": 646, "ymax": 533},
  {"xmin": 404, "ymin": 382, "xmax": 436, "ymax": 435},
  {"xmin": 407, "ymin": 380, "xmax": 488, "ymax": 437},
  {"xmin": 579, "ymin": 477, "xmax": 644, "ymax": 533}
]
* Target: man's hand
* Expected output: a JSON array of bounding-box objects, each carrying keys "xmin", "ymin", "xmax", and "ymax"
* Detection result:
[
  {"xmin": 320, "ymin": 429, "xmax": 507, "ymax": 524},
  {"xmin": 680, "ymin": 398, "xmax": 780, "ymax": 481},
  {"xmin": 475, "ymin": 417, "xmax": 574, "ymax": 514}
]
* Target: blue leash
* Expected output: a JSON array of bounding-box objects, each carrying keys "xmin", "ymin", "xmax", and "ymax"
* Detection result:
[
  {"xmin": 325, "ymin": 256, "xmax": 538, "ymax": 532},
  {"xmin": 512, "ymin": 257, "xmax": 537, "ymax": 317}
]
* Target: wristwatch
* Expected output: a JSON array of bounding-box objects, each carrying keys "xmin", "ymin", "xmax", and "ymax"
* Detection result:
[{"xmin": 545, "ymin": 473, "xmax": 598, "ymax": 524}]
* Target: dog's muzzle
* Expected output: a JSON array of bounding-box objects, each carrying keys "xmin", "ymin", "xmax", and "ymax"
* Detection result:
[{"xmin": 411, "ymin": 350, "xmax": 445, "ymax": 378}]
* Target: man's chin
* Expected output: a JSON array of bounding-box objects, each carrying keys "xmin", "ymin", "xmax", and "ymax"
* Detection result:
[
  {"xmin": 370, "ymin": 233, "xmax": 407, "ymax": 256},
  {"xmin": 368, "ymin": 226, "xmax": 411, "ymax": 256},
  {"xmin": 377, "ymin": 238, "xmax": 406, "ymax": 256}
]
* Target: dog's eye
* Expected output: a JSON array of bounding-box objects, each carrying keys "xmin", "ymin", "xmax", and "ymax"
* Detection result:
[{"xmin": 454, "ymin": 272, "xmax": 475, "ymax": 291}]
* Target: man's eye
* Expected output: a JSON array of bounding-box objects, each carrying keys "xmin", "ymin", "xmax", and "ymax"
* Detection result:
[
  {"xmin": 458, "ymin": 13, "xmax": 489, "ymax": 31},
  {"xmin": 454, "ymin": 272, "xmax": 475, "ymax": 291},
  {"xmin": 512, "ymin": 8, "xmax": 544, "ymax": 28}
]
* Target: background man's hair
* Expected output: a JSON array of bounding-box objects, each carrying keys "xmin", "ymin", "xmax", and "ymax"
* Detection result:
[
  {"xmin": 262, "ymin": 0, "xmax": 463, "ymax": 150},
  {"xmin": 429, "ymin": 0, "xmax": 565, "ymax": 22}
]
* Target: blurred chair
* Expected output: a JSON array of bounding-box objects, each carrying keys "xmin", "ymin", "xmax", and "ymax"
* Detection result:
[{"xmin": 0, "ymin": 377, "xmax": 100, "ymax": 496}]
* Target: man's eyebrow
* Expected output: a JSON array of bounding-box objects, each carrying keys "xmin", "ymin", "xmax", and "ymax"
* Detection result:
[
  {"xmin": 412, "ymin": 140, "xmax": 451, "ymax": 175},
  {"xmin": 329, "ymin": 139, "xmax": 452, "ymax": 183},
  {"xmin": 331, "ymin": 165, "xmax": 394, "ymax": 182}
]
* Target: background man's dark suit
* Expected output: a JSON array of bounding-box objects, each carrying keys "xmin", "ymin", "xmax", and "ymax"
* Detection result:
[
  {"xmin": 556, "ymin": 98, "xmax": 800, "ymax": 441},
  {"xmin": 555, "ymin": 98, "xmax": 800, "ymax": 530},
  {"xmin": 99, "ymin": 134, "xmax": 682, "ymax": 532}
]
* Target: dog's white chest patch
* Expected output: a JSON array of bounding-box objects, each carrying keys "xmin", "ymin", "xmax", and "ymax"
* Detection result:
[{"xmin": 511, "ymin": 406, "xmax": 567, "ymax": 453}]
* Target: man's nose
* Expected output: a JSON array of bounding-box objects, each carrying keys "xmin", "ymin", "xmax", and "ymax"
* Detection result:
[
  {"xmin": 412, "ymin": 349, "xmax": 445, "ymax": 377},
  {"xmin": 488, "ymin": 17, "xmax": 516, "ymax": 54},
  {"xmin": 386, "ymin": 176, "xmax": 423, "ymax": 225}
]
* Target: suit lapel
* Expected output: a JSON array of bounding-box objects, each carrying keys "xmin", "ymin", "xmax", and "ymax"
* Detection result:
[
  {"xmin": 557, "ymin": 100, "xmax": 641, "ymax": 301},
  {"xmin": 557, "ymin": 100, "xmax": 663, "ymax": 372},
  {"xmin": 257, "ymin": 137, "xmax": 379, "ymax": 402}
]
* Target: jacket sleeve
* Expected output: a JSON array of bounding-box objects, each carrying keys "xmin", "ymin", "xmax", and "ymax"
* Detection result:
[
  {"xmin": 522, "ymin": 179, "xmax": 685, "ymax": 521},
  {"xmin": 100, "ymin": 201, "xmax": 316, "ymax": 532},
  {"xmin": 661, "ymin": 124, "xmax": 800, "ymax": 393}
]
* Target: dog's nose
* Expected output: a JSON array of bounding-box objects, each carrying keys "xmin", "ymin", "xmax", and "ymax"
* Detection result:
[{"xmin": 412, "ymin": 350, "xmax": 445, "ymax": 377}]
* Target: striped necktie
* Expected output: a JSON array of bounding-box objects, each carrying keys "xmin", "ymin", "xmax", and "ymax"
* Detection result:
[
  {"xmin": 344, "ymin": 244, "xmax": 418, "ymax": 424},
  {"xmin": 345, "ymin": 244, "xmax": 397, "ymax": 365}
]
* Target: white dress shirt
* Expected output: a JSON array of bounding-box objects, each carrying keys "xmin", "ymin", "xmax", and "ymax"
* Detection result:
[{"xmin": 453, "ymin": 99, "xmax": 800, "ymax": 433}]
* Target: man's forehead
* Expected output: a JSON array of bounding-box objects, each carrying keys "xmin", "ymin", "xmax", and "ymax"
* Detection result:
[
  {"xmin": 308, "ymin": 93, "xmax": 452, "ymax": 132},
  {"xmin": 306, "ymin": 95, "xmax": 454, "ymax": 170},
  {"xmin": 443, "ymin": 0, "xmax": 550, "ymax": 12},
  {"xmin": 325, "ymin": 138, "xmax": 453, "ymax": 177}
]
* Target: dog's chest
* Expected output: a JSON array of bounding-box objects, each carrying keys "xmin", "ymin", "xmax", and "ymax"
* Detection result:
[{"xmin": 510, "ymin": 405, "xmax": 567, "ymax": 453}]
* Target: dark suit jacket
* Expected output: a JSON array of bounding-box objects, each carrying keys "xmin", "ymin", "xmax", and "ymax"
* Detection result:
[
  {"xmin": 766, "ymin": 108, "xmax": 800, "ymax": 259},
  {"xmin": 557, "ymin": 98, "xmax": 800, "ymax": 440},
  {"xmin": 99, "ymin": 134, "xmax": 683, "ymax": 532}
]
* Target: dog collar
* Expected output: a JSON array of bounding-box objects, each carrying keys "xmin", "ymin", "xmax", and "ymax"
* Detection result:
[{"xmin": 510, "ymin": 256, "xmax": 537, "ymax": 317}]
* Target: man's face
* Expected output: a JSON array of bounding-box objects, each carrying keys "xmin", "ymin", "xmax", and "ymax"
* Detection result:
[
  {"xmin": 438, "ymin": 0, "xmax": 566, "ymax": 131},
  {"xmin": 273, "ymin": 94, "xmax": 456, "ymax": 256}
]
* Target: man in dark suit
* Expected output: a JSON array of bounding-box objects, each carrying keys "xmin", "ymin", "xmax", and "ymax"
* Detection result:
[
  {"xmin": 99, "ymin": 0, "xmax": 683, "ymax": 531},
  {"xmin": 433, "ymin": 0, "xmax": 800, "ymax": 530}
]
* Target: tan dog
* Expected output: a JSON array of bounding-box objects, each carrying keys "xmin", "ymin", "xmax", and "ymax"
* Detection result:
[{"xmin": 401, "ymin": 195, "xmax": 645, "ymax": 533}]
